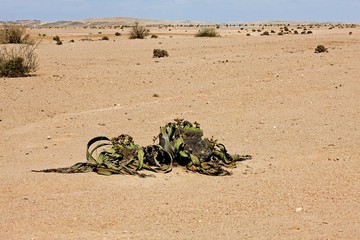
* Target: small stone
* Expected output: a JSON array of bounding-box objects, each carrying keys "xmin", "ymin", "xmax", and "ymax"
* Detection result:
[
  {"xmin": 296, "ymin": 207, "xmax": 302, "ymax": 212},
  {"xmin": 47, "ymin": 136, "xmax": 51, "ymax": 140}
]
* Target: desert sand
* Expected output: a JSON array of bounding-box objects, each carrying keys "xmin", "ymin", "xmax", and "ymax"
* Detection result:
[{"xmin": 1, "ymin": 22, "xmax": 360, "ymax": 239}]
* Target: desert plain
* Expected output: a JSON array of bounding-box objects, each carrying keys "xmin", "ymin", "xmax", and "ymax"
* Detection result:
[{"xmin": 0, "ymin": 20, "xmax": 360, "ymax": 239}]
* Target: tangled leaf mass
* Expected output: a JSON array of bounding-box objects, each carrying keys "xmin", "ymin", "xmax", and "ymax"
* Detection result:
[{"xmin": 34, "ymin": 119, "xmax": 251, "ymax": 177}]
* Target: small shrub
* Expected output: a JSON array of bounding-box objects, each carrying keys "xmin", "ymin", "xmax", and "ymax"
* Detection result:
[
  {"xmin": 101, "ymin": 36, "xmax": 109, "ymax": 40},
  {"xmin": 0, "ymin": 44, "xmax": 38, "ymax": 77},
  {"xmin": 195, "ymin": 28, "xmax": 219, "ymax": 37},
  {"xmin": 129, "ymin": 22, "xmax": 150, "ymax": 39},
  {"xmin": 307, "ymin": 30, "xmax": 313, "ymax": 34},
  {"xmin": 349, "ymin": 32, "xmax": 352, "ymax": 35},
  {"xmin": 246, "ymin": 33, "xmax": 251, "ymax": 36},
  {"xmin": 52, "ymin": 35, "xmax": 60, "ymax": 42},
  {"xmin": 52, "ymin": 35, "xmax": 62, "ymax": 45},
  {"xmin": 115, "ymin": 32, "xmax": 121, "ymax": 36},
  {"xmin": 69, "ymin": 39, "xmax": 75, "ymax": 43},
  {"xmin": 0, "ymin": 25, "xmax": 31, "ymax": 44},
  {"xmin": 261, "ymin": 31, "xmax": 270, "ymax": 36},
  {"xmin": 294, "ymin": 30, "xmax": 299, "ymax": 34},
  {"xmin": 153, "ymin": 49, "xmax": 169, "ymax": 58},
  {"xmin": 315, "ymin": 45, "xmax": 328, "ymax": 53},
  {"xmin": 151, "ymin": 34, "xmax": 159, "ymax": 38}
]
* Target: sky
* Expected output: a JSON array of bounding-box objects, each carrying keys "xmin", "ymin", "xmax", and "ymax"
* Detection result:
[{"xmin": 1, "ymin": 0, "xmax": 359, "ymax": 23}]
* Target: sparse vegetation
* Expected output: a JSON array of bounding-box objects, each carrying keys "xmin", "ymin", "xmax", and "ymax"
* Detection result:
[
  {"xmin": 153, "ymin": 49, "xmax": 169, "ymax": 58},
  {"xmin": 261, "ymin": 31, "xmax": 270, "ymax": 36},
  {"xmin": 101, "ymin": 36, "xmax": 109, "ymax": 41},
  {"xmin": 0, "ymin": 44, "xmax": 38, "ymax": 77},
  {"xmin": 53, "ymin": 35, "xmax": 62, "ymax": 45},
  {"xmin": 151, "ymin": 34, "xmax": 159, "ymax": 38},
  {"xmin": 52, "ymin": 35, "xmax": 60, "ymax": 42},
  {"xmin": 195, "ymin": 28, "xmax": 219, "ymax": 37},
  {"xmin": 315, "ymin": 45, "xmax": 328, "ymax": 53},
  {"xmin": 115, "ymin": 32, "xmax": 121, "ymax": 36},
  {"xmin": 129, "ymin": 22, "xmax": 149, "ymax": 39},
  {"xmin": 0, "ymin": 25, "xmax": 31, "ymax": 44}
]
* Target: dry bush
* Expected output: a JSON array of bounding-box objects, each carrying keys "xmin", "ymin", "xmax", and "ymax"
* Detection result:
[
  {"xmin": 153, "ymin": 49, "xmax": 169, "ymax": 58},
  {"xmin": 0, "ymin": 25, "xmax": 32, "ymax": 44},
  {"xmin": 0, "ymin": 44, "xmax": 39, "ymax": 77},
  {"xmin": 195, "ymin": 28, "xmax": 219, "ymax": 37},
  {"xmin": 129, "ymin": 22, "xmax": 150, "ymax": 39},
  {"xmin": 52, "ymin": 35, "xmax": 62, "ymax": 45},
  {"xmin": 315, "ymin": 45, "xmax": 328, "ymax": 53}
]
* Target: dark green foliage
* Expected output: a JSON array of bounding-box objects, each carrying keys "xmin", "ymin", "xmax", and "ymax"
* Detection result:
[
  {"xmin": 153, "ymin": 49, "xmax": 169, "ymax": 58},
  {"xmin": 195, "ymin": 28, "xmax": 219, "ymax": 37},
  {"xmin": 33, "ymin": 119, "xmax": 252, "ymax": 177}
]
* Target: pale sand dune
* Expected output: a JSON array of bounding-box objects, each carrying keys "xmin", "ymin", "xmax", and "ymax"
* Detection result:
[{"xmin": 0, "ymin": 23, "xmax": 359, "ymax": 239}]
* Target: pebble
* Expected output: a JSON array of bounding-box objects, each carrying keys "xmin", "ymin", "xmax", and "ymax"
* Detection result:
[{"xmin": 47, "ymin": 136, "xmax": 51, "ymax": 140}]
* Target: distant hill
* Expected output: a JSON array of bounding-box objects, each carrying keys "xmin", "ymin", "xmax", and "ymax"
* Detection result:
[
  {"xmin": 1, "ymin": 17, "xmax": 357, "ymax": 28},
  {"xmin": 1, "ymin": 17, "xmax": 198, "ymax": 28}
]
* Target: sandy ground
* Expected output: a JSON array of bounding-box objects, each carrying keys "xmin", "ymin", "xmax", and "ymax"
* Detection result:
[{"xmin": 1, "ymin": 24, "xmax": 360, "ymax": 239}]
